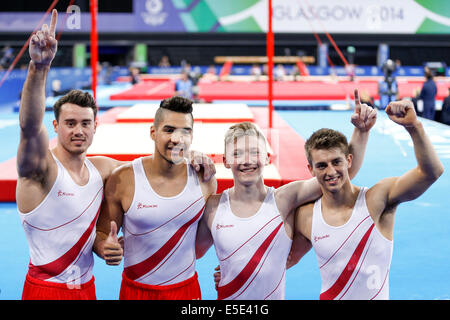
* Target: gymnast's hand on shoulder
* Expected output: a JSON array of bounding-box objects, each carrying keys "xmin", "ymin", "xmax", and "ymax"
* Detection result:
[{"xmin": 188, "ymin": 150, "xmax": 217, "ymax": 182}]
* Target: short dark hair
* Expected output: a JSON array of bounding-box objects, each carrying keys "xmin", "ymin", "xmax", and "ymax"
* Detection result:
[
  {"xmin": 154, "ymin": 96, "xmax": 193, "ymax": 128},
  {"xmin": 304, "ymin": 128, "xmax": 351, "ymax": 166},
  {"xmin": 53, "ymin": 90, "xmax": 97, "ymax": 121}
]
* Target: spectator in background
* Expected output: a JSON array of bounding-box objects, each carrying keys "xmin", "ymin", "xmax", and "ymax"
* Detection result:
[
  {"xmin": 182, "ymin": 62, "xmax": 201, "ymax": 85},
  {"xmin": 262, "ymin": 63, "xmax": 269, "ymax": 76},
  {"xmin": 206, "ymin": 64, "xmax": 217, "ymax": 76},
  {"xmin": 182, "ymin": 62, "xmax": 192, "ymax": 75},
  {"xmin": 129, "ymin": 67, "xmax": 140, "ymax": 85},
  {"xmin": 250, "ymin": 64, "xmax": 262, "ymax": 81},
  {"xmin": 96, "ymin": 61, "xmax": 106, "ymax": 86},
  {"xmin": 0, "ymin": 45, "xmax": 13, "ymax": 68},
  {"xmin": 102, "ymin": 62, "xmax": 113, "ymax": 85},
  {"xmin": 202, "ymin": 64, "xmax": 218, "ymax": 82},
  {"xmin": 181, "ymin": 63, "xmax": 201, "ymax": 101},
  {"xmin": 175, "ymin": 71, "xmax": 193, "ymax": 99},
  {"xmin": 274, "ymin": 64, "xmax": 286, "ymax": 81},
  {"xmin": 411, "ymin": 87, "xmax": 423, "ymax": 117},
  {"xmin": 192, "ymin": 66, "xmax": 203, "ymax": 86},
  {"xmin": 441, "ymin": 87, "xmax": 450, "ymax": 125},
  {"xmin": 290, "ymin": 65, "xmax": 300, "ymax": 81},
  {"xmin": 378, "ymin": 59, "xmax": 398, "ymax": 110},
  {"xmin": 158, "ymin": 55, "xmax": 171, "ymax": 67},
  {"xmin": 345, "ymin": 63, "xmax": 356, "ymax": 82},
  {"xmin": 419, "ymin": 66, "xmax": 437, "ymax": 120}
]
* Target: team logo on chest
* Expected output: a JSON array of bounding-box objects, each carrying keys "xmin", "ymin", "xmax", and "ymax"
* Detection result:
[
  {"xmin": 57, "ymin": 190, "xmax": 75, "ymax": 197},
  {"xmin": 314, "ymin": 234, "xmax": 330, "ymax": 242},
  {"xmin": 216, "ymin": 223, "xmax": 235, "ymax": 230},
  {"xmin": 137, "ymin": 202, "xmax": 158, "ymax": 209}
]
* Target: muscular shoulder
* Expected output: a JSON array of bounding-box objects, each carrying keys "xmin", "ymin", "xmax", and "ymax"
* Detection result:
[
  {"xmin": 295, "ymin": 202, "xmax": 314, "ymax": 240},
  {"xmin": 366, "ymin": 177, "xmax": 398, "ymax": 217},
  {"xmin": 18, "ymin": 150, "xmax": 55, "ymax": 185},
  {"xmin": 111, "ymin": 162, "xmax": 134, "ymax": 181},
  {"xmin": 88, "ymin": 156, "xmax": 128, "ymax": 182},
  {"xmin": 16, "ymin": 151, "xmax": 57, "ymax": 212},
  {"xmin": 367, "ymin": 177, "xmax": 397, "ymax": 204},
  {"xmin": 104, "ymin": 162, "xmax": 134, "ymax": 197}
]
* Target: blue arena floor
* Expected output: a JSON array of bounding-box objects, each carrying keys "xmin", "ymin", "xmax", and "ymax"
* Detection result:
[{"xmin": 0, "ymin": 109, "xmax": 449, "ymax": 300}]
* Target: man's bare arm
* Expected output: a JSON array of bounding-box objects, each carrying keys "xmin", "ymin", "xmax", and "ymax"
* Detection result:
[
  {"xmin": 348, "ymin": 89, "xmax": 377, "ymax": 179},
  {"xmin": 17, "ymin": 10, "xmax": 58, "ymax": 178},
  {"xmin": 195, "ymin": 216, "xmax": 213, "ymax": 259},
  {"xmin": 195, "ymin": 195, "xmax": 220, "ymax": 259},
  {"xmin": 384, "ymin": 101, "xmax": 443, "ymax": 206},
  {"xmin": 93, "ymin": 166, "xmax": 127, "ymax": 264},
  {"xmin": 286, "ymin": 204, "xmax": 313, "ymax": 269}
]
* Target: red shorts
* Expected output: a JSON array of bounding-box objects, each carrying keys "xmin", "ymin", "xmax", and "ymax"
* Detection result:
[
  {"xmin": 119, "ymin": 272, "xmax": 201, "ymax": 300},
  {"xmin": 22, "ymin": 273, "xmax": 96, "ymax": 300}
]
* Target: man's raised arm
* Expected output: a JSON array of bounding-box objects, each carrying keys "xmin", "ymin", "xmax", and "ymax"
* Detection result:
[
  {"xmin": 348, "ymin": 89, "xmax": 377, "ymax": 179},
  {"xmin": 383, "ymin": 100, "xmax": 443, "ymax": 206},
  {"xmin": 17, "ymin": 9, "xmax": 58, "ymax": 178}
]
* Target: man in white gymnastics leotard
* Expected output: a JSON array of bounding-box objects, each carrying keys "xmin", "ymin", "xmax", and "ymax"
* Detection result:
[
  {"xmin": 16, "ymin": 9, "xmax": 124, "ymax": 300},
  {"xmin": 94, "ymin": 96, "xmax": 217, "ymax": 300},
  {"xmin": 291, "ymin": 99, "xmax": 443, "ymax": 299},
  {"xmin": 196, "ymin": 92, "xmax": 378, "ymax": 300}
]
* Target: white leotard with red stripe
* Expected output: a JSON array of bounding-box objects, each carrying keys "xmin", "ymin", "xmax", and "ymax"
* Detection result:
[
  {"xmin": 211, "ymin": 187, "xmax": 292, "ymax": 300},
  {"xmin": 18, "ymin": 154, "xmax": 103, "ymax": 285},
  {"xmin": 122, "ymin": 158, "xmax": 205, "ymax": 285},
  {"xmin": 311, "ymin": 187, "xmax": 393, "ymax": 300}
]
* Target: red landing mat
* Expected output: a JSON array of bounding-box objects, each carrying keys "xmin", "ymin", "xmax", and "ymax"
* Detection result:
[
  {"xmin": 0, "ymin": 158, "xmax": 17, "ymax": 202},
  {"xmin": 109, "ymin": 79, "xmax": 449, "ymax": 102}
]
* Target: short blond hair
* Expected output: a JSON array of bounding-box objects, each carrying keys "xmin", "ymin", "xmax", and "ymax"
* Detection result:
[{"xmin": 224, "ymin": 122, "xmax": 267, "ymax": 154}]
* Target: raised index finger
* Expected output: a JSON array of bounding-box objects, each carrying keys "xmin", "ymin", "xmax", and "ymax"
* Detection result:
[
  {"xmin": 354, "ymin": 88, "xmax": 361, "ymax": 112},
  {"xmin": 49, "ymin": 9, "xmax": 58, "ymax": 37}
]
